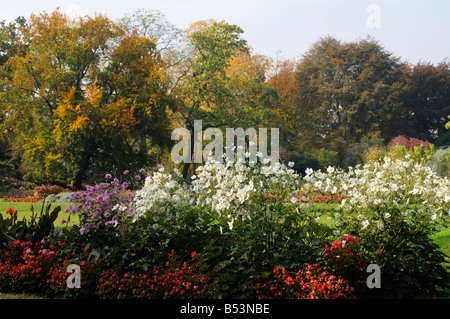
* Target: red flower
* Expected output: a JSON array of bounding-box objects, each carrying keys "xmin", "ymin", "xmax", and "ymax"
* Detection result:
[
  {"xmin": 285, "ymin": 276, "xmax": 294, "ymax": 286},
  {"xmin": 6, "ymin": 207, "xmax": 16, "ymax": 216}
]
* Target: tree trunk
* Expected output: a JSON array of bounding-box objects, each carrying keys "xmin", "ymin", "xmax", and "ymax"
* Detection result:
[
  {"xmin": 73, "ymin": 153, "xmax": 90, "ymax": 190},
  {"xmin": 182, "ymin": 126, "xmax": 196, "ymax": 180}
]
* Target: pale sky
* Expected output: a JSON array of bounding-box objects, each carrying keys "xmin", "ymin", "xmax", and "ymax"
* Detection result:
[{"xmin": 1, "ymin": 0, "xmax": 449, "ymax": 65}]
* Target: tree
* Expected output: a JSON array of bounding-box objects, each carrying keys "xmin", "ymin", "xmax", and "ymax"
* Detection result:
[
  {"xmin": 0, "ymin": 10, "xmax": 173, "ymax": 188},
  {"xmin": 267, "ymin": 58, "xmax": 301, "ymax": 151},
  {"xmin": 292, "ymin": 36, "xmax": 406, "ymax": 163},
  {"xmin": 171, "ymin": 20, "xmax": 250, "ymax": 177},
  {"xmin": 401, "ymin": 61, "xmax": 450, "ymax": 141},
  {"xmin": 0, "ymin": 17, "xmax": 28, "ymax": 162},
  {"xmin": 120, "ymin": 8, "xmax": 184, "ymax": 53}
]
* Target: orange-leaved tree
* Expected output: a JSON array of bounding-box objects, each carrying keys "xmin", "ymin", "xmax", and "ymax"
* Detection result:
[{"xmin": 0, "ymin": 9, "xmax": 173, "ymax": 188}]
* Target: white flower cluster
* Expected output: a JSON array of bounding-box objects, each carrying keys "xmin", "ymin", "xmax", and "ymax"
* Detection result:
[
  {"xmin": 132, "ymin": 166, "xmax": 191, "ymax": 224},
  {"xmin": 191, "ymin": 154, "xmax": 300, "ymax": 222},
  {"xmin": 303, "ymin": 156, "xmax": 450, "ymax": 230},
  {"xmin": 132, "ymin": 152, "xmax": 301, "ymax": 230}
]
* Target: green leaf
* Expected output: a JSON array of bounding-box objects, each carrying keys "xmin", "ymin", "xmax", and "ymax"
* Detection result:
[
  {"xmin": 1, "ymin": 231, "xmax": 16, "ymax": 244},
  {"xmin": 50, "ymin": 205, "xmax": 61, "ymax": 223},
  {"xmin": 87, "ymin": 250, "xmax": 101, "ymax": 264}
]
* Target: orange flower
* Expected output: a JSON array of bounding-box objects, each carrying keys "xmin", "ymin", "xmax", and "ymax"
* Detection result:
[
  {"xmin": 285, "ymin": 276, "xmax": 294, "ymax": 286},
  {"xmin": 6, "ymin": 207, "xmax": 17, "ymax": 216}
]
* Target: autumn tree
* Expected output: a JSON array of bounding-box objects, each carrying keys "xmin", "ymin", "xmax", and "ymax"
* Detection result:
[
  {"xmin": 0, "ymin": 10, "xmax": 173, "ymax": 188},
  {"xmin": 267, "ymin": 58, "xmax": 301, "ymax": 150},
  {"xmin": 292, "ymin": 36, "xmax": 406, "ymax": 163},
  {"xmin": 0, "ymin": 17, "xmax": 28, "ymax": 161},
  {"xmin": 225, "ymin": 50, "xmax": 277, "ymax": 128}
]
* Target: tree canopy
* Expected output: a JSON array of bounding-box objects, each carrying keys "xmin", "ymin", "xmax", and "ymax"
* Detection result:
[{"xmin": 1, "ymin": 9, "xmax": 450, "ymax": 189}]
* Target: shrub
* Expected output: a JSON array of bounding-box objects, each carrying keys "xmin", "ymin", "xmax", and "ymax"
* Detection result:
[
  {"xmin": 64, "ymin": 176, "xmax": 136, "ymax": 247},
  {"xmin": 362, "ymin": 145, "xmax": 386, "ymax": 165},
  {"xmin": 132, "ymin": 156, "xmax": 332, "ymax": 297},
  {"xmin": 388, "ymin": 135, "xmax": 432, "ymax": 150},
  {"xmin": 33, "ymin": 184, "xmax": 70, "ymax": 200},
  {"xmin": 304, "ymin": 157, "xmax": 450, "ymax": 297},
  {"xmin": 323, "ymin": 234, "xmax": 383, "ymax": 298}
]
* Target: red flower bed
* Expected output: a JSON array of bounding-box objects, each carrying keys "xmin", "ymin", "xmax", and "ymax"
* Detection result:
[
  {"xmin": 263, "ymin": 192, "xmax": 344, "ymax": 203},
  {"xmin": 244, "ymin": 264, "xmax": 355, "ymax": 299},
  {"xmin": 2, "ymin": 196, "xmax": 41, "ymax": 202},
  {"xmin": 0, "ymin": 239, "xmax": 63, "ymax": 293},
  {"xmin": 0, "ymin": 236, "xmax": 379, "ymax": 299},
  {"xmin": 0, "ymin": 241, "xmax": 217, "ymax": 299},
  {"xmin": 96, "ymin": 251, "xmax": 215, "ymax": 299},
  {"xmin": 323, "ymin": 234, "xmax": 383, "ymax": 295}
]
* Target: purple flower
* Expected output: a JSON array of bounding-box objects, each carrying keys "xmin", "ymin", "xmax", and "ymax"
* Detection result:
[
  {"xmin": 64, "ymin": 204, "xmax": 73, "ymax": 213},
  {"xmin": 139, "ymin": 168, "xmax": 146, "ymax": 174},
  {"xmin": 123, "ymin": 170, "xmax": 129, "ymax": 175},
  {"xmin": 61, "ymin": 219, "xmax": 67, "ymax": 225},
  {"xmin": 135, "ymin": 175, "xmax": 141, "ymax": 181},
  {"xmin": 105, "ymin": 173, "xmax": 112, "ymax": 179}
]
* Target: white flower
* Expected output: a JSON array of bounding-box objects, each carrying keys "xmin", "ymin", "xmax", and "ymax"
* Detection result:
[
  {"xmin": 288, "ymin": 161, "xmax": 294, "ymax": 168},
  {"xmin": 384, "ymin": 213, "xmax": 391, "ymax": 219},
  {"xmin": 361, "ymin": 220, "xmax": 370, "ymax": 229}
]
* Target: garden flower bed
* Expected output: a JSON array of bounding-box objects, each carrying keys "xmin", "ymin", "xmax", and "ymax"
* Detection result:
[{"xmin": 0, "ymin": 154, "xmax": 449, "ymax": 299}]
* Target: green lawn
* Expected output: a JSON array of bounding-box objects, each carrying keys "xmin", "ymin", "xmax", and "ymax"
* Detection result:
[
  {"xmin": 431, "ymin": 226, "xmax": 450, "ymax": 263},
  {"xmin": 0, "ymin": 200, "xmax": 76, "ymax": 227}
]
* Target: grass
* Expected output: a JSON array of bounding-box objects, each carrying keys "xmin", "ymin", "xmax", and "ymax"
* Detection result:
[
  {"xmin": 431, "ymin": 226, "xmax": 450, "ymax": 263},
  {"xmin": 0, "ymin": 292, "xmax": 45, "ymax": 299},
  {"xmin": 0, "ymin": 200, "xmax": 76, "ymax": 228}
]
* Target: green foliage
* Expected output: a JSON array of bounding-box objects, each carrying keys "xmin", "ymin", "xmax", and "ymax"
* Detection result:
[
  {"xmin": 311, "ymin": 148, "xmax": 340, "ymax": 168},
  {"xmin": 304, "ymin": 156, "xmax": 450, "ymax": 298},
  {"xmin": 201, "ymin": 200, "xmax": 333, "ymax": 297},
  {"xmin": 286, "ymin": 150, "xmax": 321, "ymax": 175},
  {"xmin": 359, "ymin": 211, "xmax": 450, "ymax": 298}
]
